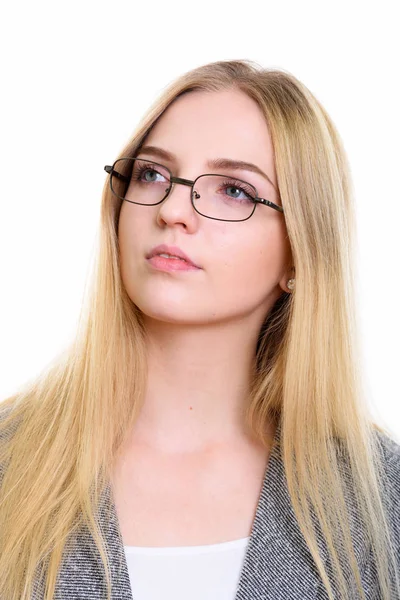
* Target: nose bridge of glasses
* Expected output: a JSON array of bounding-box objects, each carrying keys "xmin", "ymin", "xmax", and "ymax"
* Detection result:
[
  {"xmin": 170, "ymin": 175, "xmax": 195, "ymax": 188},
  {"xmin": 163, "ymin": 175, "xmax": 197, "ymax": 203}
]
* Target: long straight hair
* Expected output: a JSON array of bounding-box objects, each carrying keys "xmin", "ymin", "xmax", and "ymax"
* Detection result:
[{"xmin": 1, "ymin": 59, "xmax": 399, "ymax": 600}]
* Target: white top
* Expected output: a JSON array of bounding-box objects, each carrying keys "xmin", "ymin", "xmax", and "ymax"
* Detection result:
[{"xmin": 123, "ymin": 536, "xmax": 250, "ymax": 600}]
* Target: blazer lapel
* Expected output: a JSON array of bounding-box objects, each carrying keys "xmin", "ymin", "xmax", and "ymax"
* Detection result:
[
  {"xmin": 233, "ymin": 421, "xmax": 319, "ymax": 599},
  {"xmin": 50, "ymin": 482, "xmax": 134, "ymax": 600}
]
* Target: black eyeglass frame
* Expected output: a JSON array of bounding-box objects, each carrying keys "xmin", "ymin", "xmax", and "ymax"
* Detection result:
[{"xmin": 104, "ymin": 157, "xmax": 284, "ymax": 222}]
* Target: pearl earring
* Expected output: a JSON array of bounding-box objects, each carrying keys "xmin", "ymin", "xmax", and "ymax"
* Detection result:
[{"xmin": 287, "ymin": 279, "xmax": 295, "ymax": 290}]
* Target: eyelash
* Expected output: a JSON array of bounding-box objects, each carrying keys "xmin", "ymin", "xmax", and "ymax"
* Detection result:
[
  {"xmin": 133, "ymin": 163, "xmax": 255, "ymax": 199},
  {"xmin": 219, "ymin": 179, "xmax": 255, "ymax": 199}
]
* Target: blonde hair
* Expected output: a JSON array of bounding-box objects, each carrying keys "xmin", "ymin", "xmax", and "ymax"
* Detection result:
[{"xmin": 0, "ymin": 58, "xmax": 399, "ymax": 600}]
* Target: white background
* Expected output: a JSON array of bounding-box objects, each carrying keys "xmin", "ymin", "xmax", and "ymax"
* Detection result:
[{"xmin": 0, "ymin": 1, "xmax": 399, "ymax": 438}]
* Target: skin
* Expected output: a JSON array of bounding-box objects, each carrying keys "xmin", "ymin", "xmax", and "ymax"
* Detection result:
[{"xmin": 117, "ymin": 88, "xmax": 294, "ymax": 458}]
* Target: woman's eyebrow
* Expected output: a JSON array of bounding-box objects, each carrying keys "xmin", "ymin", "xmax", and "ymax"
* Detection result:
[{"xmin": 136, "ymin": 145, "xmax": 276, "ymax": 190}]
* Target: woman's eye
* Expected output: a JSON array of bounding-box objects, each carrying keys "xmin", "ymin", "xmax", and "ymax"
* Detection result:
[
  {"xmin": 227, "ymin": 186, "xmax": 245, "ymax": 198},
  {"xmin": 223, "ymin": 184, "xmax": 253, "ymax": 202},
  {"xmin": 142, "ymin": 169, "xmax": 160, "ymax": 181},
  {"xmin": 132, "ymin": 165, "xmax": 163, "ymax": 181}
]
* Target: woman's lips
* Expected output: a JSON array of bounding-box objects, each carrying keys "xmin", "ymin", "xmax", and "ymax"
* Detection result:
[{"xmin": 147, "ymin": 255, "xmax": 201, "ymax": 272}]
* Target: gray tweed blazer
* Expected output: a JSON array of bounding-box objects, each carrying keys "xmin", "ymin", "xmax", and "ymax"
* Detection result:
[{"xmin": 1, "ymin": 405, "xmax": 399, "ymax": 599}]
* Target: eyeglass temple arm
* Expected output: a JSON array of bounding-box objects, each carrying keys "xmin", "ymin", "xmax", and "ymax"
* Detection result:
[
  {"xmin": 255, "ymin": 197, "xmax": 284, "ymax": 213},
  {"xmin": 104, "ymin": 165, "xmax": 129, "ymax": 182}
]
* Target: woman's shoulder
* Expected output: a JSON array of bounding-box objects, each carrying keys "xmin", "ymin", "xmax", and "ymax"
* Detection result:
[
  {"xmin": 0, "ymin": 400, "xmax": 21, "ymax": 438},
  {"xmin": 367, "ymin": 428, "xmax": 400, "ymax": 513},
  {"xmin": 374, "ymin": 428, "xmax": 400, "ymax": 511},
  {"xmin": 372, "ymin": 428, "xmax": 400, "ymax": 539},
  {"xmin": 0, "ymin": 400, "xmax": 23, "ymax": 482},
  {"xmin": 373, "ymin": 427, "xmax": 400, "ymax": 475}
]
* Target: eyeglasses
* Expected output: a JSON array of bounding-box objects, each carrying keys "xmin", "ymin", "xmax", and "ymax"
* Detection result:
[{"xmin": 104, "ymin": 157, "xmax": 284, "ymax": 222}]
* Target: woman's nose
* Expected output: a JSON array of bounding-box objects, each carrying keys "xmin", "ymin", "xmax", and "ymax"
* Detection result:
[{"xmin": 156, "ymin": 181, "xmax": 198, "ymax": 227}]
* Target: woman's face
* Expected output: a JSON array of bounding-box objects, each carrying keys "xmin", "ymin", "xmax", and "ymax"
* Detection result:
[{"xmin": 117, "ymin": 88, "xmax": 292, "ymax": 325}]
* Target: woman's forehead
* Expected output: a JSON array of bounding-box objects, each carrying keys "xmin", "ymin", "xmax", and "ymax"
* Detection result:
[{"xmin": 143, "ymin": 90, "xmax": 277, "ymax": 187}]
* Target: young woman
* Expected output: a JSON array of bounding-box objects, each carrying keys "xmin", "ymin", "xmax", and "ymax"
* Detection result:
[{"xmin": 0, "ymin": 59, "xmax": 399, "ymax": 600}]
